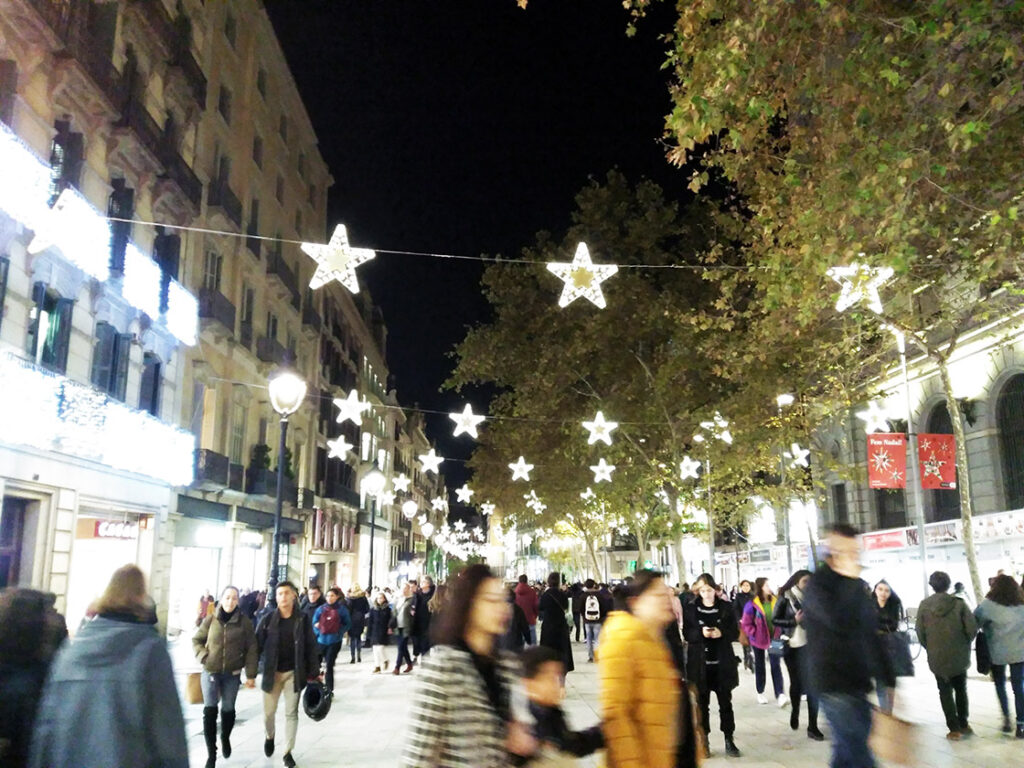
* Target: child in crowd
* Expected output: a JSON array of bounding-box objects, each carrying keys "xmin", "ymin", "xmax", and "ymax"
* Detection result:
[{"xmin": 521, "ymin": 646, "xmax": 603, "ymax": 766}]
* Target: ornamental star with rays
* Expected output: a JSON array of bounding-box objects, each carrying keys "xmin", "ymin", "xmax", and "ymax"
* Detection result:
[
  {"xmin": 922, "ymin": 453, "xmax": 946, "ymax": 481},
  {"xmin": 871, "ymin": 447, "xmax": 894, "ymax": 474}
]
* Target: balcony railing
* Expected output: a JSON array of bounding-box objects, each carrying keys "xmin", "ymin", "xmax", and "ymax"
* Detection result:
[
  {"xmin": 170, "ymin": 36, "xmax": 206, "ymax": 107},
  {"xmin": 245, "ymin": 234, "xmax": 261, "ymax": 260},
  {"xmin": 266, "ymin": 247, "xmax": 299, "ymax": 300},
  {"xmin": 239, "ymin": 321, "xmax": 253, "ymax": 351},
  {"xmin": 228, "ymin": 462, "xmax": 244, "ymax": 491},
  {"xmin": 193, "ymin": 448, "xmax": 229, "ymax": 489},
  {"xmin": 245, "ymin": 466, "xmax": 297, "ymax": 506},
  {"xmin": 325, "ymin": 480, "xmax": 360, "ymax": 508},
  {"xmin": 256, "ymin": 335, "xmax": 287, "ymax": 365},
  {"xmin": 118, "ymin": 97, "xmax": 163, "ymax": 162},
  {"xmin": 299, "ymin": 487, "xmax": 316, "ymax": 510},
  {"xmin": 302, "ymin": 303, "xmax": 321, "ymax": 332},
  {"xmin": 158, "ymin": 147, "xmax": 201, "ymax": 208},
  {"xmin": 198, "ymin": 288, "xmax": 236, "ymax": 336},
  {"xmin": 208, "ymin": 180, "xmax": 242, "ymax": 229}
]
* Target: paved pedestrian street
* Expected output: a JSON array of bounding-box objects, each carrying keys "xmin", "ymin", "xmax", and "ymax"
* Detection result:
[{"xmin": 173, "ymin": 635, "xmax": 1022, "ymax": 767}]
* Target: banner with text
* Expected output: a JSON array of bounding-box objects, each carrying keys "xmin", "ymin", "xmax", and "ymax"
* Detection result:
[
  {"xmin": 919, "ymin": 433, "xmax": 957, "ymax": 490},
  {"xmin": 867, "ymin": 433, "xmax": 907, "ymax": 489}
]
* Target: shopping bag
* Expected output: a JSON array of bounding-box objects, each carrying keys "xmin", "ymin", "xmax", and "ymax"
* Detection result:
[
  {"xmin": 186, "ymin": 672, "xmax": 204, "ymax": 704},
  {"xmin": 869, "ymin": 708, "xmax": 917, "ymax": 766},
  {"xmin": 976, "ymin": 630, "xmax": 992, "ymax": 675},
  {"xmin": 886, "ymin": 632, "xmax": 915, "ymax": 677}
]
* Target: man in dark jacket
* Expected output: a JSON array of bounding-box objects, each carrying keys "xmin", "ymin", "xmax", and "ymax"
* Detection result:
[
  {"xmin": 411, "ymin": 576, "xmax": 436, "ymax": 661},
  {"xmin": 515, "ymin": 574, "xmax": 540, "ymax": 645},
  {"xmin": 917, "ymin": 570, "xmax": 979, "ymax": 740},
  {"xmin": 581, "ymin": 579, "xmax": 608, "ymax": 662},
  {"xmin": 804, "ymin": 524, "xmax": 894, "ymax": 768},
  {"xmin": 256, "ymin": 581, "xmax": 320, "ymax": 768}
]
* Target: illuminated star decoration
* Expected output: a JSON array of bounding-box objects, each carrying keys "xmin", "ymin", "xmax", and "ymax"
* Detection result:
[
  {"xmin": 580, "ymin": 487, "xmax": 596, "ymax": 501},
  {"xmin": 785, "ymin": 442, "xmax": 811, "ymax": 469},
  {"xmin": 449, "ymin": 404, "xmax": 486, "ymax": 439},
  {"xmin": 455, "ymin": 484, "xmax": 474, "ymax": 503},
  {"xmin": 453, "ymin": 519, "xmax": 467, "ymax": 532},
  {"xmin": 827, "ymin": 262, "xmax": 895, "ymax": 315},
  {"xmin": 856, "ymin": 401, "xmax": 890, "ymax": 434},
  {"xmin": 380, "ymin": 490, "xmax": 396, "ymax": 506},
  {"xmin": 431, "ymin": 496, "xmax": 447, "ymax": 512},
  {"xmin": 582, "ymin": 411, "xmax": 619, "ymax": 446},
  {"xmin": 546, "ymin": 242, "xmax": 619, "ymax": 309},
  {"xmin": 333, "ymin": 389, "xmax": 371, "ymax": 425},
  {"xmin": 700, "ymin": 412, "xmax": 733, "ymax": 444},
  {"xmin": 392, "ymin": 473, "xmax": 411, "ymax": 493},
  {"xmin": 302, "ymin": 224, "xmax": 376, "ymax": 293},
  {"xmin": 509, "ymin": 456, "xmax": 534, "ymax": 481},
  {"xmin": 418, "ymin": 448, "xmax": 444, "ymax": 475},
  {"xmin": 679, "ymin": 455, "xmax": 702, "ymax": 480},
  {"xmin": 525, "ymin": 490, "xmax": 547, "ymax": 514},
  {"xmin": 922, "ymin": 453, "xmax": 946, "ymax": 480},
  {"xmin": 481, "ymin": 502, "xmax": 496, "ymax": 516},
  {"xmin": 590, "ymin": 458, "xmax": 615, "ymax": 483},
  {"xmin": 326, "ymin": 436, "xmax": 353, "ymax": 459}
]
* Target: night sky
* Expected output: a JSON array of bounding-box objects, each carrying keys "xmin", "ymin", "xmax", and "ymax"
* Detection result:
[{"xmin": 264, "ymin": 0, "xmax": 685, "ymax": 490}]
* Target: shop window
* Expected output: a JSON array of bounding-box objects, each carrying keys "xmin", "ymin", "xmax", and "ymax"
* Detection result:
[
  {"xmin": 138, "ymin": 352, "xmax": 161, "ymax": 416},
  {"xmin": 252, "ymin": 134, "xmax": 263, "ymax": 168},
  {"xmin": 27, "ymin": 282, "xmax": 73, "ymax": 374},
  {"xmin": 153, "ymin": 230, "xmax": 180, "ymax": 313},
  {"xmin": 107, "ymin": 179, "xmax": 134, "ymax": 275},
  {"xmin": 926, "ymin": 402, "xmax": 961, "ymax": 522},
  {"xmin": 0, "ymin": 59, "xmax": 17, "ymax": 125},
  {"xmin": 47, "ymin": 120, "xmax": 84, "ymax": 206},
  {"xmin": 90, "ymin": 321, "xmax": 131, "ymax": 401},
  {"xmin": 203, "ymin": 250, "xmax": 222, "ymax": 292},
  {"xmin": 998, "ymin": 374, "xmax": 1024, "ymax": 510},
  {"xmin": 0, "ymin": 497, "xmax": 25, "ymax": 588},
  {"xmin": 830, "ymin": 483, "xmax": 849, "ymax": 524}
]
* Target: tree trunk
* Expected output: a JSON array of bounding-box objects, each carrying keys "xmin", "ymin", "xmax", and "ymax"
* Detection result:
[
  {"xmin": 585, "ymin": 536, "xmax": 603, "ymax": 581},
  {"xmin": 634, "ymin": 527, "xmax": 649, "ymax": 573},
  {"xmin": 937, "ymin": 358, "xmax": 983, "ymax": 601},
  {"xmin": 675, "ymin": 536, "xmax": 688, "ymax": 584}
]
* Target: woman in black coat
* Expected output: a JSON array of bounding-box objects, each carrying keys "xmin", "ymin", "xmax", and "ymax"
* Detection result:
[
  {"xmin": 683, "ymin": 576, "xmax": 741, "ymax": 758},
  {"xmin": 538, "ymin": 572, "xmax": 574, "ymax": 673},
  {"xmin": 346, "ymin": 585, "xmax": 371, "ymax": 664},
  {"xmin": 366, "ymin": 592, "xmax": 392, "ymax": 673}
]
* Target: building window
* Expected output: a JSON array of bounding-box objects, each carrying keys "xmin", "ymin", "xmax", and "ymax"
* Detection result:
[
  {"xmin": 107, "ymin": 179, "xmax": 134, "ymax": 275},
  {"xmin": 90, "ymin": 321, "xmax": 131, "ymax": 400},
  {"xmin": 297, "ymin": 152, "xmax": 306, "ymax": 178},
  {"xmin": 275, "ymin": 175, "xmax": 284, "ymax": 204},
  {"xmin": 998, "ymin": 374, "xmax": 1024, "ymax": 510},
  {"xmin": 294, "ymin": 209, "xmax": 302, "ymax": 234},
  {"xmin": 47, "ymin": 120, "xmax": 84, "ymax": 206},
  {"xmin": 926, "ymin": 402, "xmax": 961, "ymax": 522},
  {"xmin": 0, "ymin": 256, "xmax": 8, "ymax": 336},
  {"xmin": 0, "ymin": 59, "xmax": 17, "ymax": 125},
  {"xmin": 266, "ymin": 311, "xmax": 277, "ymax": 340},
  {"xmin": 203, "ymin": 250, "xmax": 222, "ymax": 292},
  {"xmin": 240, "ymin": 284, "xmax": 254, "ymax": 325},
  {"xmin": 153, "ymin": 230, "xmax": 180, "ymax": 313},
  {"xmin": 229, "ymin": 392, "xmax": 247, "ymax": 464},
  {"xmin": 138, "ymin": 352, "xmax": 161, "ymax": 416},
  {"xmin": 874, "ymin": 489, "xmax": 906, "ymax": 530},
  {"xmin": 256, "ymin": 67, "xmax": 267, "ymax": 99},
  {"xmin": 279, "ymin": 115, "xmax": 288, "ymax": 142},
  {"xmin": 218, "ymin": 86, "xmax": 232, "ymax": 123},
  {"xmin": 27, "ymin": 283, "xmax": 73, "ymax": 373},
  {"xmin": 830, "ymin": 483, "xmax": 849, "ymax": 524},
  {"xmin": 224, "ymin": 11, "xmax": 237, "ymax": 47},
  {"xmin": 308, "ymin": 184, "xmax": 316, "ymax": 208},
  {"xmin": 252, "ymin": 134, "xmax": 263, "ymax": 168},
  {"xmin": 216, "ymin": 152, "xmax": 230, "ymax": 185}
]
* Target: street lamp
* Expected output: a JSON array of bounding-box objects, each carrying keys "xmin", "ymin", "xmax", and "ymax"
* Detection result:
[
  {"xmin": 267, "ymin": 370, "xmax": 306, "ymax": 606},
  {"xmin": 777, "ymin": 394, "xmax": 795, "ymax": 573},
  {"xmin": 361, "ymin": 461, "xmax": 386, "ymax": 592}
]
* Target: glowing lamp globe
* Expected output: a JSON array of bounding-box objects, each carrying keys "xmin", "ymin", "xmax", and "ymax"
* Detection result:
[
  {"xmin": 268, "ymin": 371, "xmax": 307, "ymax": 416},
  {"xmin": 361, "ymin": 462, "xmax": 387, "ymax": 498},
  {"xmin": 421, "ymin": 522, "xmax": 435, "ymax": 538},
  {"xmin": 402, "ymin": 499, "xmax": 418, "ymax": 520}
]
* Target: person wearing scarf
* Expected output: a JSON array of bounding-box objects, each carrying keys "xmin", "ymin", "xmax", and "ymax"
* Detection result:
[
  {"xmin": 775, "ymin": 570, "xmax": 823, "ymax": 740},
  {"xmin": 740, "ymin": 577, "xmax": 788, "ymax": 706}
]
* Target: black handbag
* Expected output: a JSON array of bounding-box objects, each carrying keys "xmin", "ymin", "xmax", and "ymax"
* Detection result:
[
  {"xmin": 768, "ymin": 638, "xmax": 788, "ymax": 657},
  {"xmin": 886, "ymin": 631, "xmax": 915, "ymax": 677},
  {"xmin": 976, "ymin": 630, "xmax": 992, "ymax": 675}
]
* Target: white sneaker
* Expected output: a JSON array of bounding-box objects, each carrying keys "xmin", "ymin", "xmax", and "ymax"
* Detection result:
[
  {"xmin": 778, "ymin": 694, "xmax": 790, "ymax": 708},
  {"xmin": 757, "ymin": 693, "xmax": 768, "ymax": 705}
]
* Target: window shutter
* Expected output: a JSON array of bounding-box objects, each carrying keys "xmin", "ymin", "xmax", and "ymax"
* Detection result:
[
  {"xmin": 112, "ymin": 333, "xmax": 132, "ymax": 401},
  {"xmin": 26, "ymin": 282, "xmax": 45, "ymax": 357},
  {"xmin": 139, "ymin": 354, "xmax": 160, "ymax": 415},
  {"xmin": 52, "ymin": 297, "xmax": 74, "ymax": 373},
  {"xmin": 64, "ymin": 133, "xmax": 84, "ymax": 191},
  {"xmin": 90, "ymin": 322, "xmax": 115, "ymax": 390}
]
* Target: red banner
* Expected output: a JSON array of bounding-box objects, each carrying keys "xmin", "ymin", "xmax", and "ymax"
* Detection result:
[
  {"xmin": 919, "ymin": 433, "xmax": 957, "ymax": 490},
  {"xmin": 867, "ymin": 433, "xmax": 907, "ymax": 489}
]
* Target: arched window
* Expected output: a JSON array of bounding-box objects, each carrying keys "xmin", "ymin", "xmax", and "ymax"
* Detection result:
[
  {"xmin": 926, "ymin": 402, "xmax": 961, "ymax": 522},
  {"xmin": 998, "ymin": 374, "xmax": 1024, "ymax": 510}
]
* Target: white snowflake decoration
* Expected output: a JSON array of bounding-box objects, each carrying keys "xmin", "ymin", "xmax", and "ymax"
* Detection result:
[
  {"xmin": 699, "ymin": 412, "xmax": 733, "ymax": 444},
  {"xmin": 449, "ymin": 404, "xmax": 486, "ymax": 439},
  {"xmin": 580, "ymin": 487, "xmax": 596, "ymax": 501},
  {"xmin": 453, "ymin": 519, "xmax": 467, "ymax": 532},
  {"xmin": 379, "ymin": 490, "xmax": 396, "ymax": 506},
  {"xmin": 582, "ymin": 411, "xmax": 618, "ymax": 446},
  {"xmin": 303, "ymin": 224, "xmax": 376, "ymax": 293},
  {"xmin": 546, "ymin": 242, "xmax": 618, "ymax": 309},
  {"xmin": 481, "ymin": 502, "xmax": 496, "ymax": 516}
]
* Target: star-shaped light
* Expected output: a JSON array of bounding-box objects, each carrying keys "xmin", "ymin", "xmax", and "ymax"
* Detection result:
[
  {"xmin": 326, "ymin": 436, "xmax": 354, "ymax": 459},
  {"xmin": 418, "ymin": 448, "xmax": 444, "ymax": 475},
  {"xmin": 449, "ymin": 404, "xmax": 486, "ymax": 439},
  {"xmin": 431, "ymin": 496, "xmax": 447, "ymax": 512},
  {"xmin": 679, "ymin": 455, "xmax": 702, "ymax": 480},
  {"xmin": 590, "ymin": 458, "xmax": 615, "ymax": 483},
  {"xmin": 922, "ymin": 453, "xmax": 946, "ymax": 480},
  {"xmin": 785, "ymin": 443, "xmax": 811, "ymax": 469},
  {"xmin": 453, "ymin": 519, "xmax": 467, "ymax": 532},
  {"xmin": 509, "ymin": 456, "xmax": 534, "ymax": 481},
  {"xmin": 455, "ymin": 484, "xmax": 474, "ymax": 503},
  {"xmin": 379, "ymin": 490, "xmax": 396, "ymax": 506},
  {"xmin": 481, "ymin": 502, "xmax": 496, "ymax": 516},
  {"xmin": 699, "ymin": 412, "xmax": 733, "ymax": 444},
  {"xmin": 333, "ymin": 389, "xmax": 370, "ymax": 425},
  {"xmin": 392, "ymin": 473, "xmax": 411, "ymax": 492},
  {"xmin": 827, "ymin": 262, "xmax": 894, "ymax": 315},
  {"xmin": 580, "ymin": 487, "xmax": 596, "ymax": 501},
  {"xmin": 472, "ymin": 526, "xmax": 484, "ymax": 541},
  {"xmin": 302, "ymin": 224, "xmax": 376, "ymax": 293},
  {"xmin": 524, "ymin": 490, "xmax": 547, "ymax": 515},
  {"xmin": 582, "ymin": 411, "xmax": 618, "ymax": 446},
  {"xmin": 546, "ymin": 242, "xmax": 619, "ymax": 309},
  {"xmin": 856, "ymin": 401, "xmax": 890, "ymax": 434}
]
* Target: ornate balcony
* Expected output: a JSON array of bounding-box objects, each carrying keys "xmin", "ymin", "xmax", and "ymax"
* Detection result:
[
  {"xmin": 198, "ymin": 288, "xmax": 235, "ymax": 339},
  {"xmin": 246, "ymin": 466, "xmax": 297, "ymax": 506},
  {"xmin": 256, "ymin": 335, "xmax": 287, "ymax": 366},
  {"xmin": 208, "ymin": 180, "xmax": 242, "ymax": 230},
  {"xmin": 302, "ymin": 303, "xmax": 321, "ymax": 337},
  {"xmin": 266, "ymin": 247, "xmax": 299, "ymax": 302},
  {"xmin": 325, "ymin": 480, "xmax": 360, "ymax": 509},
  {"xmin": 238, "ymin": 321, "xmax": 253, "ymax": 351},
  {"xmin": 228, "ymin": 462, "xmax": 244, "ymax": 492},
  {"xmin": 193, "ymin": 448, "xmax": 229, "ymax": 490}
]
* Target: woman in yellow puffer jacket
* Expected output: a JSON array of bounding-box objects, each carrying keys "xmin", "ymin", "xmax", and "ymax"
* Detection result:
[{"xmin": 598, "ymin": 570, "xmax": 680, "ymax": 768}]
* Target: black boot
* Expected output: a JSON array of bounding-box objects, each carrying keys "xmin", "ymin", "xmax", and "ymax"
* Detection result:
[
  {"xmin": 220, "ymin": 709, "xmax": 235, "ymax": 759},
  {"xmin": 202, "ymin": 706, "xmax": 218, "ymax": 768},
  {"xmin": 724, "ymin": 736, "xmax": 741, "ymax": 758}
]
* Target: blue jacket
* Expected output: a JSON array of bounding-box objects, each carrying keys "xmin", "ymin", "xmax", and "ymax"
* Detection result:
[
  {"xmin": 29, "ymin": 614, "xmax": 188, "ymax": 768},
  {"xmin": 312, "ymin": 602, "xmax": 351, "ymax": 646}
]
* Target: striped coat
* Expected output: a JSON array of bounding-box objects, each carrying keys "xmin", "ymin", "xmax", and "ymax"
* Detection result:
[{"xmin": 401, "ymin": 644, "xmax": 520, "ymax": 768}]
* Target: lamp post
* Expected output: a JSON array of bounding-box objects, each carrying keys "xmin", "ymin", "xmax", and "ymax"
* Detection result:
[
  {"xmin": 777, "ymin": 393, "xmax": 796, "ymax": 573},
  {"xmin": 361, "ymin": 461, "xmax": 386, "ymax": 592},
  {"xmin": 694, "ymin": 412, "xmax": 732, "ymax": 575},
  {"xmin": 267, "ymin": 370, "xmax": 307, "ymax": 606}
]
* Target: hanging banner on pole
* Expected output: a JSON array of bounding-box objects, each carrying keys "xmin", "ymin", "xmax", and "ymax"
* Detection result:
[
  {"xmin": 919, "ymin": 433, "xmax": 957, "ymax": 490},
  {"xmin": 867, "ymin": 433, "xmax": 907, "ymax": 489}
]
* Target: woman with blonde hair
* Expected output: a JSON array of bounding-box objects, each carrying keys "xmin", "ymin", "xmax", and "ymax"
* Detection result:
[{"xmin": 30, "ymin": 564, "xmax": 188, "ymax": 768}]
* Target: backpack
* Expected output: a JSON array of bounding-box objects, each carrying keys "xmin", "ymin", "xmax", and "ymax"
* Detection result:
[
  {"xmin": 319, "ymin": 605, "xmax": 341, "ymax": 636},
  {"xmin": 584, "ymin": 593, "xmax": 601, "ymax": 622}
]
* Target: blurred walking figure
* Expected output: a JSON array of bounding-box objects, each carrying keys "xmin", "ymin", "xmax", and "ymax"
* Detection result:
[
  {"xmin": 974, "ymin": 574, "xmax": 1024, "ymax": 737},
  {"xmin": 740, "ymin": 577, "xmax": 787, "ymax": 706},
  {"xmin": 392, "ymin": 581, "xmax": 416, "ymax": 674},
  {"xmin": 193, "ymin": 585, "xmax": 258, "ymax": 768},
  {"xmin": 367, "ymin": 590, "xmax": 393, "ymax": 673},
  {"xmin": 539, "ymin": 572, "xmax": 575, "ymax": 674},
  {"xmin": 570, "ymin": 582, "xmax": 584, "ymax": 643},
  {"xmin": 312, "ymin": 587, "xmax": 351, "ymax": 692},
  {"xmin": 917, "ymin": 570, "xmax": 978, "ymax": 741},
  {"xmin": 256, "ymin": 581, "xmax": 320, "ymax": 768},
  {"xmin": 346, "ymin": 584, "xmax": 370, "ymax": 664},
  {"xmin": 0, "ymin": 588, "xmax": 67, "ymax": 768},
  {"xmin": 29, "ymin": 565, "xmax": 188, "ymax": 768},
  {"xmin": 499, "ymin": 586, "xmax": 531, "ymax": 653},
  {"xmin": 683, "ymin": 575, "xmax": 742, "ymax": 757},
  {"xmin": 402, "ymin": 564, "xmax": 536, "ymax": 767},
  {"xmin": 953, "ymin": 581, "xmax": 975, "ymax": 610},
  {"xmin": 581, "ymin": 578, "xmax": 608, "ymax": 663},
  {"xmin": 515, "ymin": 574, "xmax": 540, "ymax": 645},
  {"xmin": 775, "ymin": 570, "xmax": 823, "ymax": 740},
  {"xmin": 412, "ymin": 576, "xmax": 436, "ymax": 661},
  {"xmin": 733, "ymin": 580, "xmax": 754, "ymax": 672},
  {"xmin": 804, "ymin": 525, "xmax": 894, "ymax": 768},
  {"xmin": 599, "ymin": 570, "xmax": 680, "ymax": 768},
  {"xmin": 872, "ymin": 580, "xmax": 906, "ymax": 713}
]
